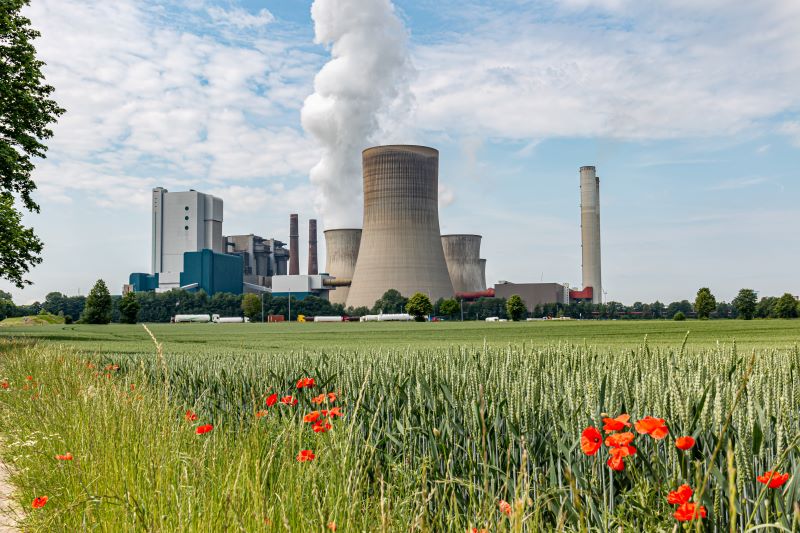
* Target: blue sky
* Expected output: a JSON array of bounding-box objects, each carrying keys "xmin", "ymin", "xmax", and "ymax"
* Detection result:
[{"xmin": 3, "ymin": 0, "xmax": 799, "ymax": 304}]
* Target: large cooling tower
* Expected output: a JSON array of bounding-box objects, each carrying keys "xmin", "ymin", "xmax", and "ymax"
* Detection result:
[
  {"xmin": 580, "ymin": 166, "xmax": 602, "ymax": 304},
  {"xmin": 441, "ymin": 234, "xmax": 483, "ymax": 293},
  {"xmin": 324, "ymin": 228, "xmax": 362, "ymax": 306},
  {"xmin": 479, "ymin": 259, "xmax": 487, "ymax": 291},
  {"xmin": 346, "ymin": 145, "xmax": 454, "ymax": 308}
]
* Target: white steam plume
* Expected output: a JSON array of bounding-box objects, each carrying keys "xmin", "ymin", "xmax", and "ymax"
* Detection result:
[{"xmin": 301, "ymin": 0, "xmax": 414, "ymax": 229}]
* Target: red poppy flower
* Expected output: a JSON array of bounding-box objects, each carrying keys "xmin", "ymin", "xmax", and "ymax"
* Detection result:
[
  {"xmin": 255, "ymin": 410, "xmax": 268, "ymax": 418},
  {"xmin": 607, "ymin": 455, "xmax": 625, "ymax": 471},
  {"xmin": 327, "ymin": 392, "xmax": 337, "ymax": 402},
  {"xmin": 472, "ymin": 529, "xmax": 489, "ymax": 533},
  {"xmin": 673, "ymin": 502, "xmax": 706, "ymax": 522},
  {"xmin": 580, "ymin": 427, "xmax": 602, "ymax": 456},
  {"xmin": 327, "ymin": 406, "xmax": 343, "ymax": 418},
  {"xmin": 604, "ymin": 432, "xmax": 635, "ymax": 448},
  {"xmin": 667, "ymin": 484, "xmax": 693, "ymax": 505},
  {"xmin": 634, "ymin": 416, "xmax": 669, "ymax": 439},
  {"xmin": 297, "ymin": 449, "xmax": 316, "ymax": 462},
  {"xmin": 602, "ymin": 414, "xmax": 631, "ymax": 433},
  {"xmin": 312, "ymin": 421, "xmax": 332, "ymax": 433},
  {"xmin": 296, "ymin": 377, "xmax": 316, "ymax": 389},
  {"xmin": 26, "ymin": 376, "xmax": 33, "ymax": 381},
  {"xmin": 265, "ymin": 393, "xmax": 278, "ymax": 407},
  {"xmin": 757, "ymin": 471, "xmax": 790, "ymax": 489},
  {"xmin": 1, "ymin": 382, "xmax": 8, "ymax": 389},
  {"xmin": 675, "ymin": 436, "xmax": 695, "ymax": 450},
  {"xmin": 195, "ymin": 424, "xmax": 214, "ymax": 435},
  {"xmin": 303, "ymin": 411, "xmax": 321, "ymax": 423},
  {"xmin": 327, "ymin": 522, "xmax": 336, "ymax": 531},
  {"xmin": 280, "ymin": 396, "xmax": 298, "ymax": 406},
  {"xmin": 32, "ymin": 496, "xmax": 48, "ymax": 509},
  {"xmin": 498, "ymin": 500, "xmax": 512, "ymax": 516},
  {"xmin": 185, "ymin": 409, "xmax": 198, "ymax": 421},
  {"xmin": 55, "ymin": 453, "xmax": 73, "ymax": 461},
  {"xmin": 311, "ymin": 394, "xmax": 326, "ymax": 405}
]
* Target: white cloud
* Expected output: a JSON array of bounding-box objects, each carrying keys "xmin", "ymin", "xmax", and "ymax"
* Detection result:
[
  {"xmin": 206, "ymin": 6, "xmax": 274, "ymax": 29},
  {"xmin": 411, "ymin": 0, "xmax": 800, "ymax": 142},
  {"xmin": 24, "ymin": 0, "xmax": 319, "ymax": 208},
  {"xmin": 707, "ymin": 177, "xmax": 769, "ymax": 191},
  {"xmin": 780, "ymin": 121, "xmax": 800, "ymax": 147}
]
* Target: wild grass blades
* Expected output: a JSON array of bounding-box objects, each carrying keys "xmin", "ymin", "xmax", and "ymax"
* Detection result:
[{"xmin": 0, "ymin": 324, "xmax": 798, "ymax": 531}]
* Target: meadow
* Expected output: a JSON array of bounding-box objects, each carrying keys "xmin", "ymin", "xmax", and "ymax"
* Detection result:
[{"xmin": 0, "ymin": 320, "xmax": 798, "ymax": 531}]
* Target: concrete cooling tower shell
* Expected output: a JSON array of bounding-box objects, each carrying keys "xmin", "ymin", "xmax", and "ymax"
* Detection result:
[
  {"xmin": 441, "ymin": 234, "xmax": 483, "ymax": 293},
  {"xmin": 324, "ymin": 228, "xmax": 362, "ymax": 306},
  {"xmin": 346, "ymin": 145, "xmax": 455, "ymax": 309},
  {"xmin": 479, "ymin": 259, "xmax": 487, "ymax": 291}
]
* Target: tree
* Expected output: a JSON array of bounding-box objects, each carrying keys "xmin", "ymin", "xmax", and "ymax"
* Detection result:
[
  {"xmin": 673, "ymin": 311, "xmax": 686, "ymax": 321},
  {"xmin": 0, "ymin": 1, "xmax": 65, "ymax": 287},
  {"xmin": 118, "ymin": 291, "xmax": 140, "ymax": 324},
  {"xmin": 439, "ymin": 298, "xmax": 459, "ymax": 319},
  {"xmin": 774, "ymin": 293, "xmax": 799, "ymax": 319},
  {"xmin": 506, "ymin": 295, "xmax": 527, "ymax": 321},
  {"xmin": 405, "ymin": 292, "xmax": 433, "ymax": 322},
  {"xmin": 81, "ymin": 279, "xmax": 112, "ymax": 324},
  {"xmin": 372, "ymin": 289, "xmax": 408, "ymax": 314},
  {"xmin": 732, "ymin": 289, "xmax": 758, "ymax": 320},
  {"xmin": 242, "ymin": 293, "xmax": 261, "ymax": 322},
  {"xmin": 694, "ymin": 288, "xmax": 716, "ymax": 320}
]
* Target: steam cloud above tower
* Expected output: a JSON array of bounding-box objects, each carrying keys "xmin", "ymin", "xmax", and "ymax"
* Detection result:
[{"xmin": 301, "ymin": 0, "xmax": 414, "ymax": 229}]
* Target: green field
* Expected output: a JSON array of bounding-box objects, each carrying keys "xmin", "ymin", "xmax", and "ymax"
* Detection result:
[
  {"xmin": 1, "ymin": 318, "xmax": 798, "ymax": 356},
  {"xmin": 1, "ymin": 320, "xmax": 798, "ymax": 531}
]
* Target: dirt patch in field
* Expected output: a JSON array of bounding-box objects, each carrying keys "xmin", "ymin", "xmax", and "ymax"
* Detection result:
[{"xmin": 0, "ymin": 460, "xmax": 20, "ymax": 532}]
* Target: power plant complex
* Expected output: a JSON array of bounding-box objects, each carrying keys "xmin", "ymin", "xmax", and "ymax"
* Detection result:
[{"xmin": 128, "ymin": 145, "xmax": 604, "ymax": 314}]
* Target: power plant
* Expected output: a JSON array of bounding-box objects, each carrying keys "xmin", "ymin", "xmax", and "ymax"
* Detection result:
[
  {"xmin": 345, "ymin": 145, "xmax": 455, "ymax": 309},
  {"xmin": 129, "ymin": 149, "xmax": 604, "ymax": 315},
  {"xmin": 441, "ymin": 234, "xmax": 483, "ymax": 293}
]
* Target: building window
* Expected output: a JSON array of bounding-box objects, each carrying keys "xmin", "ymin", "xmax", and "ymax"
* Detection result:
[
  {"xmin": 185, "ymin": 216, "xmax": 189, "ymax": 221},
  {"xmin": 185, "ymin": 226, "xmax": 189, "ymax": 230},
  {"xmin": 185, "ymin": 206, "xmax": 189, "ymax": 211}
]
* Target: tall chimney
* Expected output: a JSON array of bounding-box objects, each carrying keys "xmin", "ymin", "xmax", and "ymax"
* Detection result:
[
  {"xmin": 580, "ymin": 166, "xmax": 602, "ymax": 304},
  {"xmin": 308, "ymin": 219, "xmax": 318, "ymax": 275},
  {"xmin": 289, "ymin": 213, "xmax": 299, "ymax": 275}
]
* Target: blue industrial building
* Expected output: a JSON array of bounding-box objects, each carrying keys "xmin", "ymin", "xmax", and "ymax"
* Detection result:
[{"xmin": 180, "ymin": 249, "xmax": 243, "ymax": 295}]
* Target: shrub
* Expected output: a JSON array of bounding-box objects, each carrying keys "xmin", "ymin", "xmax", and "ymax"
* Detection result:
[{"xmin": 673, "ymin": 311, "xmax": 686, "ymax": 321}]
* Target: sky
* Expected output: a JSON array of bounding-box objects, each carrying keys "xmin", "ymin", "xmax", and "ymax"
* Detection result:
[{"xmin": 3, "ymin": 0, "xmax": 800, "ymax": 305}]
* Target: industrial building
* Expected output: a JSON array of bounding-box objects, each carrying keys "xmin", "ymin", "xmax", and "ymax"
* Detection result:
[
  {"xmin": 179, "ymin": 249, "xmax": 243, "ymax": 295},
  {"xmin": 272, "ymin": 274, "xmax": 332, "ymax": 300},
  {"xmin": 224, "ymin": 234, "xmax": 288, "ymax": 290},
  {"xmin": 494, "ymin": 282, "xmax": 570, "ymax": 311},
  {"xmin": 151, "ymin": 187, "xmax": 224, "ymax": 291},
  {"xmin": 442, "ymin": 234, "xmax": 484, "ymax": 293}
]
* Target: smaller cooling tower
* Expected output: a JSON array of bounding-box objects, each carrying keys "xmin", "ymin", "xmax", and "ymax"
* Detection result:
[
  {"xmin": 346, "ymin": 145, "xmax": 454, "ymax": 308},
  {"xmin": 324, "ymin": 229, "xmax": 362, "ymax": 306},
  {"xmin": 441, "ymin": 234, "xmax": 483, "ymax": 293},
  {"xmin": 479, "ymin": 259, "xmax": 487, "ymax": 291},
  {"xmin": 289, "ymin": 214, "xmax": 299, "ymax": 276},
  {"xmin": 308, "ymin": 219, "xmax": 318, "ymax": 275}
]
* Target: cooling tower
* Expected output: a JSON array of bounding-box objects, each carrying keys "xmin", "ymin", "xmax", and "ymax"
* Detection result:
[
  {"xmin": 346, "ymin": 145, "xmax": 455, "ymax": 308},
  {"xmin": 441, "ymin": 234, "xmax": 483, "ymax": 293},
  {"xmin": 324, "ymin": 229, "xmax": 362, "ymax": 306},
  {"xmin": 580, "ymin": 166, "xmax": 602, "ymax": 304},
  {"xmin": 479, "ymin": 259, "xmax": 487, "ymax": 291},
  {"xmin": 289, "ymin": 214, "xmax": 299, "ymax": 276},
  {"xmin": 308, "ymin": 219, "xmax": 318, "ymax": 275}
]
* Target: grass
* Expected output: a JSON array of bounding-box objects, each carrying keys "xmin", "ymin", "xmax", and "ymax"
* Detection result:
[
  {"xmin": 0, "ymin": 320, "xmax": 798, "ymax": 531},
  {"xmin": 0, "ymin": 314, "xmax": 65, "ymax": 327}
]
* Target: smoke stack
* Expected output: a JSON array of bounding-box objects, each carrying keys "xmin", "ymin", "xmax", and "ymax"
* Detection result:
[
  {"xmin": 289, "ymin": 214, "xmax": 299, "ymax": 276},
  {"xmin": 441, "ymin": 235, "xmax": 483, "ymax": 293},
  {"xmin": 346, "ymin": 145, "xmax": 454, "ymax": 308},
  {"xmin": 479, "ymin": 259, "xmax": 487, "ymax": 291},
  {"xmin": 580, "ymin": 166, "xmax": 602, "ymax": 304},
  {"xmin": 324, "ymin": 229, "xmax": 362, "ymax": 305},
  {"xmin": 308, "ymin": 219, "xmax": 319, "ymax": 275}
]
